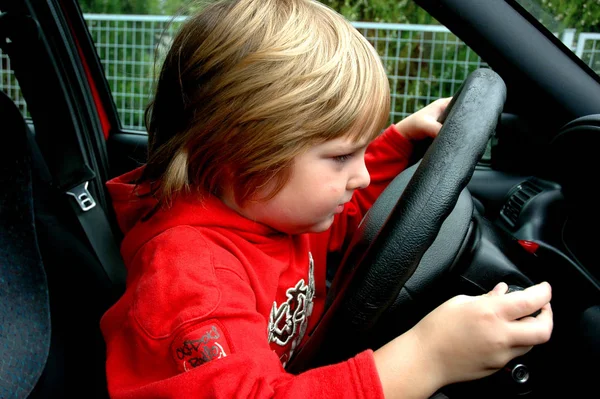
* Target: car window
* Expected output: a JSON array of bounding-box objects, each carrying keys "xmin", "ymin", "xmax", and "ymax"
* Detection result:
[
  {"xmin": 75, "ymin": 1, "xmax": 488, "ymax": 134},
  {"xmin": 514, "ymin": 0, "xmax": 599, "ymax": 77},
  {"xmin": 0, "ymin": 35, "xmax": 29, "ymax": 118},
  {"xmin": 2, "ymin": 2, "xmax": 598, "ymax": 133}
]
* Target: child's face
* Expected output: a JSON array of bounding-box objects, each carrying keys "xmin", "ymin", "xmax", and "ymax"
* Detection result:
[{"xmin": 229, "ymin": 135, "xmax": 371, "ymax": 234}]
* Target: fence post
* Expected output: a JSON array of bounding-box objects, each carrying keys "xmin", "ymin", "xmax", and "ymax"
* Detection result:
[{"xmin": 561, "ymin": 29, "xmax": 576, "ymax": 52}]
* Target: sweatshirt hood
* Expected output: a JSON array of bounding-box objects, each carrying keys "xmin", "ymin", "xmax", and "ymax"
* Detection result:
[{"xmin": 106, "ymin": 166, "xmax": 282, "ymax": 266}]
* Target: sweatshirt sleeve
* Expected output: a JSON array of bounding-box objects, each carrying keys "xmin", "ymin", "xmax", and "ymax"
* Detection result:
[
  {"xmin": 326, "ymin": 124, "xmax": 414, "ymax": 252},
  {"xmin": 100, "ymin": 228, "xmax": 385, "ymax": 399}
]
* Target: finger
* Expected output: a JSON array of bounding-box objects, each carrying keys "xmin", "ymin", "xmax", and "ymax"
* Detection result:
[
  {"xmin": 518, "ymin": 302, "xmax": 553, "ymax": 325},
  {"xmin": 422, "ymin": 117, "xmax": 442, "ymax": 137},
  {"xmin": 486, "ymin": 282, "xmax": 509, "ymax": 297},
  {"xmin": 430, "ymin": 97, "xmax": 452, "ymax": 113},
  {"xmin": 498, "ymin": 282, "xmax": 552, "ymax": 320},
  {"xmin": 507, "ymin": 304, "xmax": 553, "ymax": 346},
  {"xmin": 437, "ymin": 97, "xmax": 452, "ymax": 109}
]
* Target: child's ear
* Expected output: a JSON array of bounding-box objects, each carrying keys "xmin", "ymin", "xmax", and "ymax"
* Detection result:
[
  {"xmin": 216, "ymin": 164, "xmax": 237, "ymax": 200},
  {"xmin": 221, "ymin": 164, "xmax": 236, "ymax": 181}
]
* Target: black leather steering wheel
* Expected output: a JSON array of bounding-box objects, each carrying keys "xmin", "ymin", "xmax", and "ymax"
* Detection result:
[{"xmin": 287, "ymin": 68, "xmax": 507, "ymax": 373}]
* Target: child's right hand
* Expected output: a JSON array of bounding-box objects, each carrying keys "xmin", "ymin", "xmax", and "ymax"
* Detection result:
[
  {"xmin": 373, "ymin": 282, "xmax": 553, "ymax": 399},
  {"xmin": 413, "ymin": 282, "xmax": 553, "ymax": 385}
]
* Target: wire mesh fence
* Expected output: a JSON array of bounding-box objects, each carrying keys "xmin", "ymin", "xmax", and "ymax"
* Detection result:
[
  {"xmin": 577, "ymin": 33, "xmax": 600, "ymax": 75},
  {"xmin": 1, "ymin": 14, "xmax": 598, "ymax": 131}
]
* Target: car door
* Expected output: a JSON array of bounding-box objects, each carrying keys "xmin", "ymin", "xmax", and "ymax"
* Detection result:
[{"xmin": 0, "ymin": 0, "xmax": 124, "ymax": 397}]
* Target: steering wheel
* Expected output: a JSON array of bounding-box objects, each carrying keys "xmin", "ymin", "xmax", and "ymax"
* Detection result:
[{"xmin": 287, "ymin": 68, "xmax": 507, "ymax": 372}]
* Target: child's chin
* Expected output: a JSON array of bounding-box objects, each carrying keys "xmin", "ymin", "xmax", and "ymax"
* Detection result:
[
  {"xmin": 282, "ymin": 215, "xmax": 335, "ymax": 234},
  {"xmin": 306, "ymin": 217, "xmax": 335, "ymax": 233}
]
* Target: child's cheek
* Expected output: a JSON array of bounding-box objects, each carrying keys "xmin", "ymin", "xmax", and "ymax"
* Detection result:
[{"xmin": 327, "ymin": 184, "xmax": 342, "ymax": 196}]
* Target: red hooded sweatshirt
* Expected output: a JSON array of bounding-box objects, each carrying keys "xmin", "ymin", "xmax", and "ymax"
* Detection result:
[{"xmin": 101, "ymin": 125, "xmax": 413, "ymax": 398}]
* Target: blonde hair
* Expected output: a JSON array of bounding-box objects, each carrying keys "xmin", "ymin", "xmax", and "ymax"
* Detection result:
[{"xmin": 143, "ymin": 0, "xmax": 390, "ymax": 205}]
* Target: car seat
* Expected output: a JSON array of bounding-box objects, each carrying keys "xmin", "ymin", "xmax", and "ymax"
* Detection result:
[
  {"xmin": 0, "ymin": 89, "xmax": 125, "ymax": 398},
  {"xmin": 0, "ymin": 89, "xmax": 56, "ymax": 398}
]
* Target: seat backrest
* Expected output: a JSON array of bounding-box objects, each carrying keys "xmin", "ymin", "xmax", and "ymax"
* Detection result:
[
  {"xmin": 0, "ymin": 90, "xmax": 53, "ymax": 398},
  {"xmin": 1, "ymin": 88, "xmax": 126, "ymax": 398}
]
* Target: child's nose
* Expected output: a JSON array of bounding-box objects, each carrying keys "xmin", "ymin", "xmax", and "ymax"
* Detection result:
[{"xmin": 347, "ymin": 160, "xmax": 370, "ymax": 190}]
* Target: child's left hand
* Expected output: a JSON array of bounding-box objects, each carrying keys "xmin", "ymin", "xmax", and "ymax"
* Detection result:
[{"xmin": 395, "ymin": 97, "xmax": 452, "ymax": 142}]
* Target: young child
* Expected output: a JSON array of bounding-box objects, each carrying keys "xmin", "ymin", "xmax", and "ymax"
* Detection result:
[{"xmin": 100, "ymin": 1, "xmax": 553, "ymax": 398}]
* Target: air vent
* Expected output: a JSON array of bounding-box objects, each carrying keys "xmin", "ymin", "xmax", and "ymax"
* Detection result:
[{"xmin": 501, "ymin": 180, "xmax": 542, "ymax": 228}]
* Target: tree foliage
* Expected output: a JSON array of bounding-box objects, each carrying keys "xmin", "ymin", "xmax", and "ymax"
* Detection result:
[
  {"xmin": 78, "ymin": 0, "xmax": 599, "ymax": 32},
  {"xmin": 320, "ymin": 0, "xmax": 436, "ymax": 23},
  {"xmin": 78, "ymin": 0, "xmax": 187, "ymax": 15},
  {"xmin": 75, "ymin": 0, "xmax": 599, "ymax": 130},
  {"xmin": 519, "ymin": 0, "xmax": 600, "ymax": 33}
]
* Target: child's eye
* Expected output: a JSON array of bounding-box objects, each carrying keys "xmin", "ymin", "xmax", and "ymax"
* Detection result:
[{"xmin": 333, "ymin": 153, "xmax": 353, "ymax": 163}]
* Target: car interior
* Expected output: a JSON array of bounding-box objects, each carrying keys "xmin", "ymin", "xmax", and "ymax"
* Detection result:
[{"xmin": 0, "ymin": 0, "xmax": 599, "ymax": 398}]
